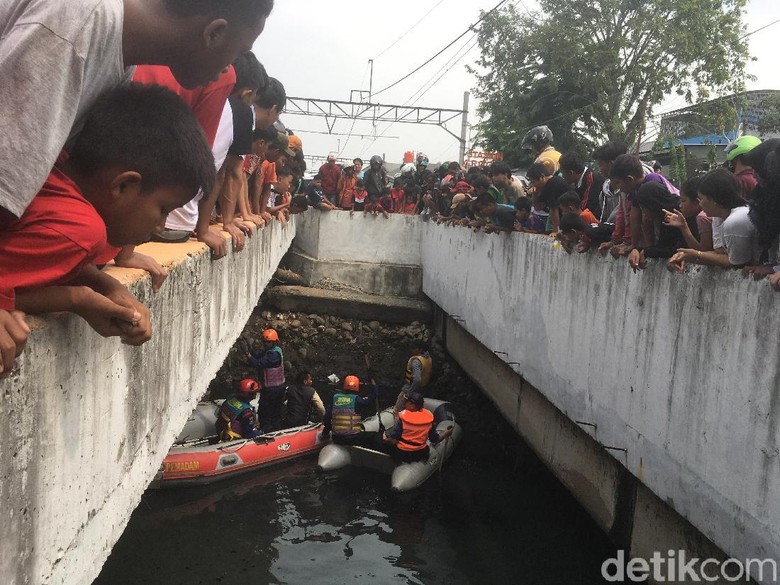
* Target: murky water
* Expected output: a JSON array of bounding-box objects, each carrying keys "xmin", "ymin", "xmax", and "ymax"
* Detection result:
[{"xmin": 95, "ymin": 451, "xmax": 614, "ymax": 585}]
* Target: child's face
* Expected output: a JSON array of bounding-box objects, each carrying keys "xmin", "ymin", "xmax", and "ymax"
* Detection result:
[
  {"xmin": 103, "ymin": 177, "xmax": 192, "ymax": 246},
  {"xmin": 313, "ymin": 179, "xmax": 322, "ymax": 189},
  {"xmin": 515, "ymin": 208, "xmax": 530, "ymax": 222},
  {"xmin": 277, "ymin": 175, "xmax": 293, "ymax": 192},
  {"xmin": 562, "ymin": 204, "xmax": 579, "ymax": 215},
  {"xmin": 289, "ymin": 203, "xmax": 304, "ymax": 215},
  {"xmin": 679, "ymin": 193, "xmax": 701, "ymax": 217}
]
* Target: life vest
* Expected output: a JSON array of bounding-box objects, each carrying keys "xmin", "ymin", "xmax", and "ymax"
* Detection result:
[
  {"xmin": 397, "ymin": 409, "xmax": 434, "ymax": 452},
  {"xmin": 535, "ymin": 147, "xmax": 562, "ymax": 175},
  {"xmin": 331, "ymin": 392, "xmax": 362, "ymax": 436},
  {"xmin": 216, "ymin": 396, "xmax": 255, "ymax": 441},
  {"xmin": 404, "ymin": 353, "xmax": 432, "ymax": 387},
  {"xmin": 285, "ymin": 384, "xmax": 316, "ymax": 427},
  {"xmin": 262, "ymin": 346, "xmax": 285, "ymax": 389}
]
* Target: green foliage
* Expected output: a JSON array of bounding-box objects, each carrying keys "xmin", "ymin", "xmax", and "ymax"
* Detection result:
[
  {"xmin": 758, "ymin": 93, "xmax": 780, "ymax": 134},
  {"xmin": 470, "ymin": 0, "xmax": 749, "ymax": 163}
]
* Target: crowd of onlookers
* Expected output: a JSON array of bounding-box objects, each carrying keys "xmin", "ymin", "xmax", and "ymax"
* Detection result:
[
  {"xmin": 382, "ymin": 127, "xmax": 780, "ymax": 294},
  {"xmin": 1, "ymin": 0, "xmax": 777, "ymax": 378}
]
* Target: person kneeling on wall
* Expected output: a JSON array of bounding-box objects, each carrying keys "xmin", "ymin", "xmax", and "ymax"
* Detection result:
[{"xmin": 383, "ymin": 392, "xmax": 453, "ymax": 463}]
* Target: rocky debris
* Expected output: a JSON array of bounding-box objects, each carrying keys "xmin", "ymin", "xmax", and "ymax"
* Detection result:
[
  {"xmin": 290, "ymin": 320, "xmax": 302, "ymax": 329},
  {"xmin": 311, "ymin": 277, "xmax": 372, "ymax": 295},
  {"xmin": 324, "ymin": 327, "xmax": 337, "ymax": 336},
  {"xmin": 340, "ymin": 322, "xmax": 353, "ymax": 332}
]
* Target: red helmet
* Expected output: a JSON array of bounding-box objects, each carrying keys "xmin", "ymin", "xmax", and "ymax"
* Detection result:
[
  {"xmin": 343, "ymin": 375, "xmax": 360, "ymax": 392},
  {"xmin": 262, "ymin": 329, "xmax": 279, "ymax": 342},
  {"xmin": 239, "ymin": 379, "xmax": 259, "ymax": 395}
]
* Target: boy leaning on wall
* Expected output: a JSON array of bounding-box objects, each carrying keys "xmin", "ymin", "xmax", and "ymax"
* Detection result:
[{"xmin": 0, "ymin": 84, "xmax": 215, "ymax": 350}]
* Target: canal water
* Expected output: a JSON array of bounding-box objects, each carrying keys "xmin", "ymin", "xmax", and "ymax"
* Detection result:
[{"xmin": 94, "ymin": 446, "xmax": 614, "ymax": 584}]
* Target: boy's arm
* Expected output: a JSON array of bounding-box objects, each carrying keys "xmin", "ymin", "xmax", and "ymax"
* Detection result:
[
  {"xmin": 0, "ymin": 310, "xmax": 30, "ymax": 374},
  {"xmin": 15, "ymin": 285, "xmax": 145, "ymax": 344},
  {"xmin": 218, "ymin": 155, "xmax": 247, "ymax": 251},
  {"xmin": 113, "ymin": 245, "xmax": 168, "ymax": 293},
  {"xmin": 195, "ymin": 167, "xmax": 229, "ymax": 259},
  {"xmin": 68, "ymin": 264, "xmax": 152, "ymax": 345}
]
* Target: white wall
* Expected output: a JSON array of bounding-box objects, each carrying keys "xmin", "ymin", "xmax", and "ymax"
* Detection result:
[
  {"xmin": 421, "ymin": 223, "xmax": 779, "ymax": 582},
  {"xmin": 292, "ymin": 212, "xmax": 423, "ymax": 266},
  {"xmin": 0, "ymin": 222, "xmax": 295, "ymax": 585}
]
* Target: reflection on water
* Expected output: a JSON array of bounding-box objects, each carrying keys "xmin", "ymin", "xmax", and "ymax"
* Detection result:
[{"xmin": 95, "ymin": 454, "xmax": 614, "ymax": 585}]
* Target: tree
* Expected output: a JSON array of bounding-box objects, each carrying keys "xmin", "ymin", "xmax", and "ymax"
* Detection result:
[
  {"xmin": 470, "ymin": 0, "xmax": 749, "ymax": 163},
  {"xmin": 758, "ymin": 94, "xmax": 780, "ymax": 135}
]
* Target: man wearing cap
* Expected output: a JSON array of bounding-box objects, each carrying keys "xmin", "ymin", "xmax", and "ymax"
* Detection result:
[
  {"xmin": 288, "ymin": 134, "xmax": 303, "ymax": 155},
  {"xmin": 318, "ymin": 154, "xmax": 342, "ymax": 206},
  {"xmin": 383, "ymin": 392, "xmax": 453, "ymax": 463}
]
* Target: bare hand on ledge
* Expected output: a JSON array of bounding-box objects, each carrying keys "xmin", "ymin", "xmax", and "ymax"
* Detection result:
[
  {"xmin": 198, "ymin": 230, "xmax": 228, "ymax": 260},
  {"xmin": 0, "ymin": 310, "xmax": 29, "ymax": 375},
  {"xmin": 103, "ymin": 288, "xmax": 152, "ymax": 345},
  {"xmin": 222, "ymin": 222, "xmax": 245, "ymax": 252},
  {"xmin": 741, "ymin": 264, "xmax": 774, "ymax": 281},
  {"xmin": 770, "ymin": 272, "xmax": 780, "ymax": 292},
  {"xmin": 114, "ymin": 250, "xmax": 168, "ymax": 293},
  {"xmin": 73, "ymin": 288, "xmax": 143, "ymax": 343}
]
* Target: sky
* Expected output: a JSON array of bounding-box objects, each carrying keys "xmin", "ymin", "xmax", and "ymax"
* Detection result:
[{"xmin": 252, "ymin": 0, "xmax": 779, "ymax": 165}]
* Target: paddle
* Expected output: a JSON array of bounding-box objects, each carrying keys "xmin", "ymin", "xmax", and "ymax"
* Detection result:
[{"xmin": 364, "ymin": 353, "xmax": 385, "ymax": 436}]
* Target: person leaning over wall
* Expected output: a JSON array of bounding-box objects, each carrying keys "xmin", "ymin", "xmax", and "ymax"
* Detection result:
[{"xmin": 0, "ymin": 84, "xmax": 215, "ymax": 348}]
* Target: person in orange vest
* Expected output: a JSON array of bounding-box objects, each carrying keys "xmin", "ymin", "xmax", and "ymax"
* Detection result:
[
  {"xmin": 383, "ymin": 392, "xmax": 453, "ymax": 463},
  {"xmin": 215, "ymin": 378, "xmax": 263, "ymax": 441},
  {"xmin": 393, "ymin": 340, "xmax": 434, "ymax": 412},
  {"xmin": 245, "ymin": 328, "xmax": 286, "ymax": 432}
]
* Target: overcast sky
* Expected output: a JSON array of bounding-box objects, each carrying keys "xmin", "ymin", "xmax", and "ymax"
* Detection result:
[{"xmin": 252, "ymin": 0, "xmax": 779, "ymax": 164}]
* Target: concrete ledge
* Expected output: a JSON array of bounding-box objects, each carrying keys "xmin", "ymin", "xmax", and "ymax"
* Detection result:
[
  {"xmin": 0, "ymin": 222, "xmax": 295, "ymax": 585},
  {"xmin": 285, "ymin": 248, "xmax": 423, "ymax": 297},
  {"xmin": 266, "ymin": 285, "xmax": 432, "ymax": 324}
]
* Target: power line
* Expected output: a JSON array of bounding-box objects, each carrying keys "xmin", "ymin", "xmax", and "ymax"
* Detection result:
[
  {"xmin": 372, "ymin": 0, "xmax": 510, "ymax": 98},
  {"xmin": 373, "ymin": 0, "xmax": 448, "ymax": 60},
  {"xmin": 357, "ymin": 30, "xmax": 481, "ymax": 158}
]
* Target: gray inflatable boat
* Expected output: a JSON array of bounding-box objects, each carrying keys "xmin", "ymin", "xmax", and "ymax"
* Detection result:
[{"xmin": 317, "ymin": 398, "xmax": 461, "ymax": 492}]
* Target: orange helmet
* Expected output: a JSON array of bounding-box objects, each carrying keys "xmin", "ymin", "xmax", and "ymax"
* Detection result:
[
  {"xmin": 262, "ymin": 328, "xmax": 279, "ymax": 342},
  {"xmin": 239, "ymin": 379, "xmax": 259, "ymax": 395},
  {"xmin": 343, "ymin": 375, "xmax": 360, "ymax": 392}
]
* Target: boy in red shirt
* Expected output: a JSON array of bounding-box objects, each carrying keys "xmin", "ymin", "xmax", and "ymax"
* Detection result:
[{"xmin": 0, "ymin": 84, "xmax": 214, "ymax": 346}]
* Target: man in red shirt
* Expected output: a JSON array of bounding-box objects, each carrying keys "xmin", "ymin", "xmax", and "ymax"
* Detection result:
[
  {"xmin": 318, "ymin": 154, "xmax": 342, "ymax": 205},
  {"xmin": 0, "ymin": 84, "xmax": 214, "ymax": 346}
]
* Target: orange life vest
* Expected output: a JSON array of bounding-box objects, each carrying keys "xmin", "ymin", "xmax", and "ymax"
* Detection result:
[
  {"xmin": 404, "ymin": 354, "xmax": 432, "ymax": 387},
  {"xmin": 397, "ymin": 409, "xmax": 434, "ymax": 452}
]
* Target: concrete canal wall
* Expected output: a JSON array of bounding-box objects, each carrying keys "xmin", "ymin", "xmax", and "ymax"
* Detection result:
[
  {"xmin": 422, "ymin": 222, "xmax": 779, "ymax": 584},
  {"xmin": 0, "ymin": 223, "xmax": 295, "ymax": 585}
]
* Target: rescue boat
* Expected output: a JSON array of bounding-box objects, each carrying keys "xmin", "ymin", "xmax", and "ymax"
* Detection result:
[
  {"xmin": 316, "ymin": 398, "xmax": 461, "ymax": 492},
  {"xmin": 153, "ymin": 400, "xmax": 329, "ymax": 488}
]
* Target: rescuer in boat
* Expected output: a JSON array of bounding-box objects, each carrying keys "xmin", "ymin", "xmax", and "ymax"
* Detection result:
[
  {"xmin": 384, "ymin": 392, "xmax": 453, "ymax": 463},
  {"xmin": 245, "ymin": 328, "xmax": 287, "ymax": 433},
  {"xmin": 216, "ymin": 379, "xmax": 263, "ymax": 441},
  {"xmin": 393, "ymin": 340, "xmax": 434, "ymax": 413},
  {"xmin": 283, "ymin": 370, "xmax": 326, "ymax": 428},
  {"xmin": 322, "ymin": 374, "xmax": 384, "ymax": 449}
]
